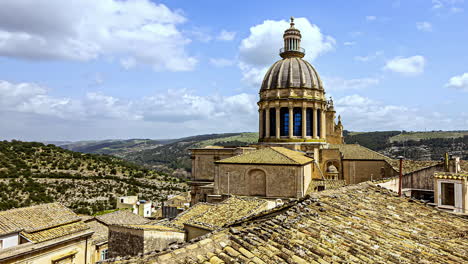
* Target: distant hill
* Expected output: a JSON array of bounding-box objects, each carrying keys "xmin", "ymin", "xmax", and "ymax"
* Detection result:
[
  {"xmin": 0, "ymin": 140, "xmax": 187, "ymax": 214},
  {"xmin": 53, "ymin": 130, "xmax": 467, "ymax": 172},
  {"xmin": 344, "ymin": 130, "xmax": 468, "ymax": 160}
]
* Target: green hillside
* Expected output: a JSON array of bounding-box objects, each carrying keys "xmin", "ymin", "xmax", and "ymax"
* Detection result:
[
  {"xmin": 0, "ymin": 140, "xmax": 187, "ymax": 214},
  {"xmin": 389, "ymin": 131, "xmax": 468, "ymax": 143}
]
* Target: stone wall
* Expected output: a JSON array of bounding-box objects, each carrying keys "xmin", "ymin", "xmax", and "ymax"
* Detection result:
[
  {"xmin": 342, "ymin": 160, "xmax": 393, "ymax": 184},
  {"xmin": 108, "ymin": 226, "xmax": 144, "ymax": 258},
  {"xmin": 402, "ymin": 164, "xmax": 444, "ymax": 190},
  {"xmin": 215, "ymin": 164, "xmax": 302, "ymax": 198},
  {"xmin": 143, "ymin": 230, "xmax": 184, "ymax": 253}
]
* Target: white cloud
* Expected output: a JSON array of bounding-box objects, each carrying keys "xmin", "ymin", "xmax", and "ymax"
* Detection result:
[
  {"xmin": 209, "ymin": 58, "xmax": 235, "ymax": 67},
  {"xmin": 323, "ymin": 77, "xmax": 380, "ymax": 91},
  {"xmin": 416, "ymin": 22, "xmax": 433, "ymax": 32},
  {"xmin": 0, "ymin": 0, "xmax": 197, "ymax": 71},
  {"xmin": 120, "ymin": 57, "xmax": 136, "ymax": 70},
  {"xmin": 335, "ymin": 94, "xmax": 460, "ymax": 131},
  {"xmin": 238, "ymin": 17, "xmax": 335, "ymax": 87},
  {"xmin": 343, "ymin": 41, "xmax": 356, "ymax": 46},
  {"xmin": 445, "ymin": 72, "xmax": 468, "ymax": 91},
  {"xmin": 354, "ymin": 51, "xmax": 383, "ymax": 62},
  {"xmin": 384, "ymin": 55, "xmax": 426, "ymax": 75},
  {"xmin": 432, "ymin": 0, "xmax": 464, "ymax": 12},
  {"xmin": 217, "ymin": 30, "xmax": 236, "ymax": 41},
  {"xmin": 0, "ymin": 80, "xmax": 258, "ymax": 140},
  {"xmin": 366, "ymin": 16, "xmax": 377, "ymax": 21}
]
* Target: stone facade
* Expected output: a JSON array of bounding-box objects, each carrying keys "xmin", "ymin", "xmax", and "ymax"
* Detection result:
[
  {"xmin": 214, "ymin": 164, "xmax": 312, "ymax": 198},
  {"xmin": 108, "ymin": 225, "xmax": 184, "ymax": 258}
]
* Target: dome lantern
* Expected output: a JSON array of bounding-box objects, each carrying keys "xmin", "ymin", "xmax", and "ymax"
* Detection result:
[{"xmin": 280, "ymin": 17, "xmax": 305, "ymax": 59}]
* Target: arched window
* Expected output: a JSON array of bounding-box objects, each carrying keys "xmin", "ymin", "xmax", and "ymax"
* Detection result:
[
  {"xmin": 269, "ymin": 108, "xmax": 276, "ymax": 137},
  {"xmin": 280, "ymin": 107, "xmax": 289, "ymax": 137},
  {"xmin": 293, "ymin": 108, "xmax": 302, "ymax": 136},
  {"xmin": 306, "ymin": 108, "xmax": 312, "ymax": 136},
  {"xmin": 317, "ymin": 109, "xmax": 321, "ymax": 138}
]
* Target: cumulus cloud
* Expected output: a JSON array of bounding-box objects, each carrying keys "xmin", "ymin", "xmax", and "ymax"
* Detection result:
[
  {"xmin": 0, "ymin": 80, "xmax": 258, "ymax": 140},
  {"xmin": 0, "ymin": 0, "xmax": 197, "ymax": 71},
  {"xmin": 217, "ymin": 30, "xmax": 236, "ymax": 41},
  {"xmin": 335, "ymin": 94, "xmax": 460, "ymax": 131},
  {"xmin": 238, "ymin": 17, "xmax": 335, "ymax": 87},
  {"xmin": 432, "ymin": 0, "xmax": 464, "ymax": 12},
  {"xmin": 366, "ymin": 16, "xmax": 377, "ymax": 21},
  {"xmin": 384, "ymin": 55, "xmax": 426, "ymax": 75},
  {"xmin": 209, "ymin": 58, "xmax": 235, "ymax": 67},
  {"xmin": 323, "ymin": 77, "xmax": 380, "ymax": 91},
  {"xmin": 416, "ymin": 22, "xmax": 433, "ymax": 32},
  {"xmin": 445, "ymin": 72, "xmax": 468, "ymax": 91}
]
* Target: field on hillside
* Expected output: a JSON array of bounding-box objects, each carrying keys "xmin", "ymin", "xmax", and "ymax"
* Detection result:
[
  {"xmin": 389, "ymin": 131, "xmax": 468, "ymax": 143},
  {"xmin": 0, "ymin": 141, "xmax": 187, "ymax": 214}
]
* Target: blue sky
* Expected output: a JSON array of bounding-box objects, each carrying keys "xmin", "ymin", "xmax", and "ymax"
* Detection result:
[{"xmin": 0, "ymin": 0, "xmax": 467, "ymax": 141}]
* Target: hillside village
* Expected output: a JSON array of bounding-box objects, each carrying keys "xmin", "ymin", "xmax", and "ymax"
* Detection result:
[{"xmin": 1, "ymin": 17, "xmax": 467, "ymax": 264}]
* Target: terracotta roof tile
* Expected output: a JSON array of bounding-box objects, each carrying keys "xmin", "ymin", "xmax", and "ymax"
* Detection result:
[
  {"xmin": 329, "ymin": 144, "xmax": 389, "ymax": 160},
  {"xmin": 107, "ymin": 183, "xmax": 468, "ymax": 264},
  {"xmin": 216, "ymin": 147, "xmax": 312, "ymax": 165},
  {"xmin": 186, "ymin": 196, "xmax": 269, "ymax": 230},
  {"xmin": 21, "ymin": 221, "xmax": 89, "ymax": 243},
  {"xmin": 0, "ymin": 203, "xmax": 80, "ymax": 235}
]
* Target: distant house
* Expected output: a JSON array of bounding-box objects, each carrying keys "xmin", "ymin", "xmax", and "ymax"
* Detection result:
[
  {"xmin": 0, "ymin": 203, "xmax": 94, "ymax": 264},
  {"xmin": 116, "ymin": 196, "xmax": 153, "ymax": 217}
]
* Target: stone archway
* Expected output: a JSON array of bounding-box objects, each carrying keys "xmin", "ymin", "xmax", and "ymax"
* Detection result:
[{"xmin": 248, "ymin": 169, "xmax": 266, "ymax": 196}]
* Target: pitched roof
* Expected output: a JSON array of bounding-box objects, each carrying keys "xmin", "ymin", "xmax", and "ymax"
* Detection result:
[
  {"xmin": 216, "ymin": 147, "xmax": 313, "ymax": 165},
  {"xmin": 86, "ymin": 219, "xmax": 109, "ymax": 245},
  {"xmin": 21, "ymin": 221, "xmax": 89, "ymax": 243},
  {"xmin": 96, "ymin": 210, "xmax": 150, "ymax": 226},
  {"xmin": 387, "ymin": 159, "xmax": 442, "ymax": 175},
  {"xmin": 168, "ymin": 203, "xmax": 215, "ymax": 229},
  {"xmin": 185, "ymin": 196, "xmax": 269, "ymax": 231},
  {"xmin": 106, "ymin": 183, "xmax": 468, "ymax": 264},
  {"xmin": 0, "ymin": 203, "xmax": 80, "ymax": 235},
  {"xmin": 329, "ymin": 144, "xmax": 390, "ymax": 160}
]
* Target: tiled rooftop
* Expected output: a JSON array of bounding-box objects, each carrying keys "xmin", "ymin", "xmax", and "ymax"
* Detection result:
[
  {"xmin": 86, "ymin": 219, "xmax": 109, "ymax": 245},
  {"xmin": 434, "ymin": 171, "xmax": 468, "ymax": 180},
  {"xmin": 168, "ymin": 203, "xmax": 214, "ymax": 229},
  {"xmin": 0, "ymin": 203, "xmax": 80, "ymax": 235},
  {"xmin": 185, "ymin": 196, "xmax": 269, "ymax": 231},
  {"xmin": 216, "ymin": 147, "xmax": 313, "ymax": 165},
  {"xmin": 96, "ymin": 210, "xmax": 151, "ymax": 226},
  {"xmin": 329, "ymin": 144, "xmax": 389, "ymax": 160},
  {"xmin": 387, "ymin": 159, "xmax": 442, "ymax": 175},
  {"xmin": 106, "ymin": 183, "xmax": 468, "ymax": 264},
  {"xmin": 21, "ymin": 221, "xmax": 89, "ymax": 243}
]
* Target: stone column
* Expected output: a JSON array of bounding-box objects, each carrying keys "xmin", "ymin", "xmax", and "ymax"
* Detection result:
[
  {"xmin": 302, "ymin": 107, "xmax": 307, "ymax": 138},
  {"xmin": 288, "ymin": 107, "xmax": 293, "ymax": 138},
  {"xmin": 313, "ymin": 108, "xmax": 318, "ymax": 139},
  {"xmin": 265, "ymin": 108, "xmax": 270, "ymax": 138},
  {"xmin": 321, "ymin": 109, "xmax": 326, "ymax": 139},
  {"xmin": 275, "ymin": 107, "xmax": 280, "ymax": 139},
  {"xmin": 259, "ymin": 109, "xmax": 264, "ymax": 139}
]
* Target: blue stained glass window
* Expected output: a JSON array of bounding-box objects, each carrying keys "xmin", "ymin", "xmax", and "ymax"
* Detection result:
[
  {"xmin": 269, "ymin": 108, "xmax": 276, "ymax": 137},
  {"xmin": 280, "ymin": 108, "xmax": 289, "ymax": 136},
  {"xmin": 306, "ymin": 108, "xmax": 312, "ymax": 136},
  {"xmin": 293, "ymin": 108, "xmax": 302, "ymax": 136}
]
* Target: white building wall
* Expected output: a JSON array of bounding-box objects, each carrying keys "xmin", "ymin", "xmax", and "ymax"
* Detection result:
[{"xmin": 0, "ymin": 233, "xmax": 19, "ymax": 249}]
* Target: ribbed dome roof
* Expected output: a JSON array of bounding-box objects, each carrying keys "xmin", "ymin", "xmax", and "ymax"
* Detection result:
[{"xmin": 261, "ymin": 57, "xmax": 323, "ymax": 91}]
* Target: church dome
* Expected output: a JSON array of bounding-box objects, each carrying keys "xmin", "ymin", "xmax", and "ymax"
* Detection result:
[{"xmin": 261, "ymin": 57, "xmax": 323, "ymax": 91}]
